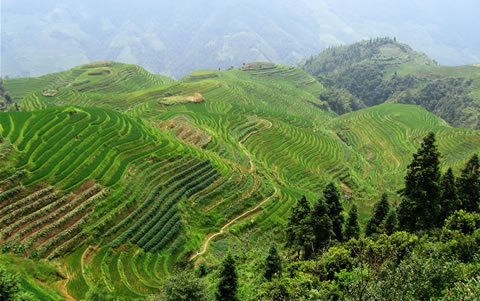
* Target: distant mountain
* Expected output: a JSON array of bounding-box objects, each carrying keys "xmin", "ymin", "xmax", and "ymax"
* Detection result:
[
  {"xmin": 2, "ymin": 0, "xmax": 479, "ymax": 79},
  {"xmin": 300, "ymin": 37, "xmax": 436, "ymax": 77},
  {"xmin": 301, "ymin": 38, "xmax": 480, "ymax": 129}
]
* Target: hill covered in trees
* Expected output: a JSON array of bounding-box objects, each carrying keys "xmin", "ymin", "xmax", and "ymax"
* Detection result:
[
  {"xmin": 0, "ymin": 56, "xmax": 480, "ymax": 300},
  {"xmin": 300, "ymin": 37, "xmax": 480, "ymax": 129}
]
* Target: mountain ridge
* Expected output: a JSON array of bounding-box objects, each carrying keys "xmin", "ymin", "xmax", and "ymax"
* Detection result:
[{"xmin": 300, "ymin": 37, "xmax": 480, "ymax": 129}]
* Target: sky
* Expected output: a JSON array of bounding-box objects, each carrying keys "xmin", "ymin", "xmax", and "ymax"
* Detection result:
[{"xmin": 1, "ymin": 0, "xmax": 479, "ymax": 78}]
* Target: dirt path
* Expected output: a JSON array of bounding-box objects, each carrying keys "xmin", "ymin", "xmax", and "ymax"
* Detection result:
[
  {"xmin": 189, "ymin": 187, "xmax": 278, "ymax": 261},
  {"xmin": 189, "ymin": 118, "xmax": 275, "ymax": 261}
]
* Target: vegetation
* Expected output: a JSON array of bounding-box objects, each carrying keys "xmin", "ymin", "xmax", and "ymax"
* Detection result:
[
  {"xmin": 0, "ymin": 264, "xmax": 36, "ymax": 301},
  {"xmin": 1, "ymin": 38, "xmax": 480, "ymax": 299},
  {"xmin": 301, "ymin": 37, "xmax": 480, "ymax": 129},
  {"xmin": 216, "ymin": 253, "xmax": 238, "ymax": 301}
]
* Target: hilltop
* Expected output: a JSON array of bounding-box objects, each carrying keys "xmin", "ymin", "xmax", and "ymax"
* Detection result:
[
  {"xmin": 300, "ymin": 37, "xmax": 436, "ymax": 76},
  {"xmin": 300, "ymin": 38, "xmax": 480, "ymax": 129},
  {"xmin": 1, "ymin": 59, "xmax": 480, "ymax": 300}
]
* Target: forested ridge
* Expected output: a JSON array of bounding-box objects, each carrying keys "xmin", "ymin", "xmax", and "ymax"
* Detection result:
[{"xmin": 301, "ymin": 38, "xmax": 480, "ymax": 129}]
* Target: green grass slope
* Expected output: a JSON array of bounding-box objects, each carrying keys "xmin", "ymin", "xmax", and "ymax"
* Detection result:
[
  {"xmin": 4, "ymin": 61, "xmax": 174, "ymax": 112},
  {"xmin": 0, "ymin": 105, "xmax": 260, "ymax": 299},
  {"xmin": 1, "ymin": 62, "xmax": 480, "ymax": 300}
]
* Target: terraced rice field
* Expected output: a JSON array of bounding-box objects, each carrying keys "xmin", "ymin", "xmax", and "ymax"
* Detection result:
[{"xmin": 2, "ymin": 62, "xmax": 480, "ymax": 299}]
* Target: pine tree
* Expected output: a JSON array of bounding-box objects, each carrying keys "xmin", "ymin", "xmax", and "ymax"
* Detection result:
[
  {"xmin": 440, "ymin": 168, "xmax": 460, "ymax": 222},
  {"xmin": 384, "ymin": 209, "xmax": 399, "ymax": 235},
  {"xmin": 457, "ymin": 154, "xmax": 480, "ymax": 213},
  {"xmin": 264, "ymin": 244, "xmax": 282, "ymax": 281},
  {"xmin": 324, "ymin": 182, "xmax": 344, "ymax": 241},
  {"xmin": 311, "ymin": 199, "xmax": 334, "ymax": 251},
  {"xmin": 216, "ymin": 253, "xmax": 238, "ymax": 301},
  {"xmin": 344, "ymin": 204, "xmax": 360, "ymax": 240},
  {"xmin": 366, "ymin": 193, "xmax": 390, "ymax": 236},
  {"xmin": 285, "ymin": 196, "xmax": 314, "ymax": 258},
  {"xmin": 398, "ymin": 132, "xmax": 442, "ymax": 231}
]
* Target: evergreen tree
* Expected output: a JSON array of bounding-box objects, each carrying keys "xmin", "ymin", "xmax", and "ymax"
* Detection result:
[
  {"xmin": 285, "ymin": 196, "xmax": 314, "ymax": 258},
  {"xmin": 324, "ymin": 182, "xmax": 344, "ymax": 241},
  {"xmin": 457, "ymin": 154, "xmax": 480, "ymax": 212},
  {"xmin": 264, "ymin": 244, "xmax": 282, "ymax": 281},
  {"xmin": 366, "ymin": 193, "xmax": 390, "ymax": 236},
  {"xmin": 311, "ymin": 199, "xmax": 334, "ymax": 252},
  {"xmin": 398, "ymin": 132, "xmax": 442, "ymax": 231},
  {"xmin": 440, "ymin": 168, "xmax": 460, "ymax": 222},
  {"xmin": 216, "ymin": 253, "xmax": 238, "ymax": 301},
  {"xmin": 384, "ymin": 209, "xmax": 399, "ymax": 235},
  {"xmin": 344, "ymin": 204, "xmax": 360, "ymax": 240}
]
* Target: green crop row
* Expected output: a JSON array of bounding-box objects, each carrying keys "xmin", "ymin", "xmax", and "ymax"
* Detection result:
[
  {"xmin": 195, "ymin": 172, "xmax": 238, "ymax": 206},
  {"xmin": 185, "ymin": 170, "xmax": 220, "ymax": 198},
  {"xmin": 104, "ymin": 184, "xmax": 163, "ymax": 237},
  {"xmin": 108, "ymin": 162, "xmax": 212, "ymax": 248},
  {"xmin": 22, "ymin": 187, "xmax": 106, "ymax": 249},
  {"xmin": 164, "ymin": 160, "xmax": 210, "ymax": 186},
  {"xmin": 132, "ymin": 163, "xmax": 216, "ymax": 244},
  {"xmin": 142, "ymin": 214, "xmax": 181, "ymax": 252},
  {"xmin": 1, "ymin": 194, "xmax": 69, "ymax": 239},
  {"xmin": 0, "ymin": 191, "xmax": 60, "ymax": 226},
  {"xmin": 149, "ymin": 220, "xmax": 182, "ymax": 253},
  {"xmin": 168, "ymin": 235, "xmax": 185, "ymax": 254},
  {"xmin": 0, "ymin": 185, "xmax": 22, "ymax": 206},
  {"xmin": 0, "ymin": 170, "xmax": 25, "ymax": 188},
  {"xmin": 136, "ymin": 204, "xmax": 177, "ymax": 247},
  {"xmin": 48, "ymin": 232, "xmax": 87, "ymax": 260},
  {"xmin": 10, "ymin": 186, "xmax": 102, "ymax": 243},
  {"xmin": 35, "ymin": 218, "xmax": 88, "ymax": 258},
  {"xmin": 0, "ymin": 187, "xmax": 55, "ymax": 219}
]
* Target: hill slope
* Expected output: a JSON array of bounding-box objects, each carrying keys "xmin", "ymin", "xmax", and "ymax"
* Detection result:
[
  {"xmin": 300, "ymin": 38, "xmax": 480, "ymax": 129},
  {"xmin": 2, "ymin": 62, "xmax": 480, "ymax": 299}
]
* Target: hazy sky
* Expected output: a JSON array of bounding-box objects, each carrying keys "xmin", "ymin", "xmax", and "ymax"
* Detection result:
[{"xmin": 1, "ymin": 0, "xmax": 479, "ymax": 78}]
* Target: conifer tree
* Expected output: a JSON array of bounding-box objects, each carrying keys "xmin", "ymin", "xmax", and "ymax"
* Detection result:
[
  {"xmin": 264, "ymin": 244, "xmax": 282, "ymax": 281},
  {"xmin": 324, "ymin": 182, "xmax": 344, "ymax": 241},
  {"xmin": 440, "ymin": 168, "xmax": 460, "ymax": 222},
  {"xmin": 344, "ymin": 204, "xmax": 360, "ymax": 240},
  {"xmin": 311, "ymin": 199, "xmax": 334, "ymax": 251},
  {"xmin": 384, "ymin": 209, "xmax": 399, "ymax": 235},
  {"xmin": 366, "ymin": 193, "xmax": 390, "ymax": 236},
  {"xmin": 457, "ymin": 154, "xmax": 480, "ymax": 213},
  {"xmin": 285, "ymin": 196, "xmax": 314, "ymax": 258},
  {"xmin": 216, "ymin": 253, "xmax": 238, "ymax": 301},
  {"xmin": 398, "ymin": 132, "xmax": 441, "ymax": 231}
]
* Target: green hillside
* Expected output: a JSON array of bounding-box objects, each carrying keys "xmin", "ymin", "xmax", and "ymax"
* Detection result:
[
  {"xmin": 300, "ymin": 37, "xmax": 480, "ymax": 129},
  {"xmin": 1, "ymin": 61, "xmax": 480, "ymax": 300}
]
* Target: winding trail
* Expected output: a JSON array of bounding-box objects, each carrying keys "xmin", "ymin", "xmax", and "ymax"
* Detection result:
[
  {"xmin": 189, "ymin": 187, "xmax": 278, "ymax": 261},
  {"xmin": 190, "ymin": 118, "xmax": 276, "ymax": 261}
]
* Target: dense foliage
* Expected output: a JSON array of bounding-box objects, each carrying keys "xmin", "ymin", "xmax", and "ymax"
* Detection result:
[
  {"xmin": 0, "ymin": 265, "xmax": 37, "ymax": 301},
  {"xmin": 179, "ymin": 132, "xmax": 480, "ymax": 300},
  {"xmin": 301, "ymin": 38, "xmax": 480, "ymax": 129}
]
